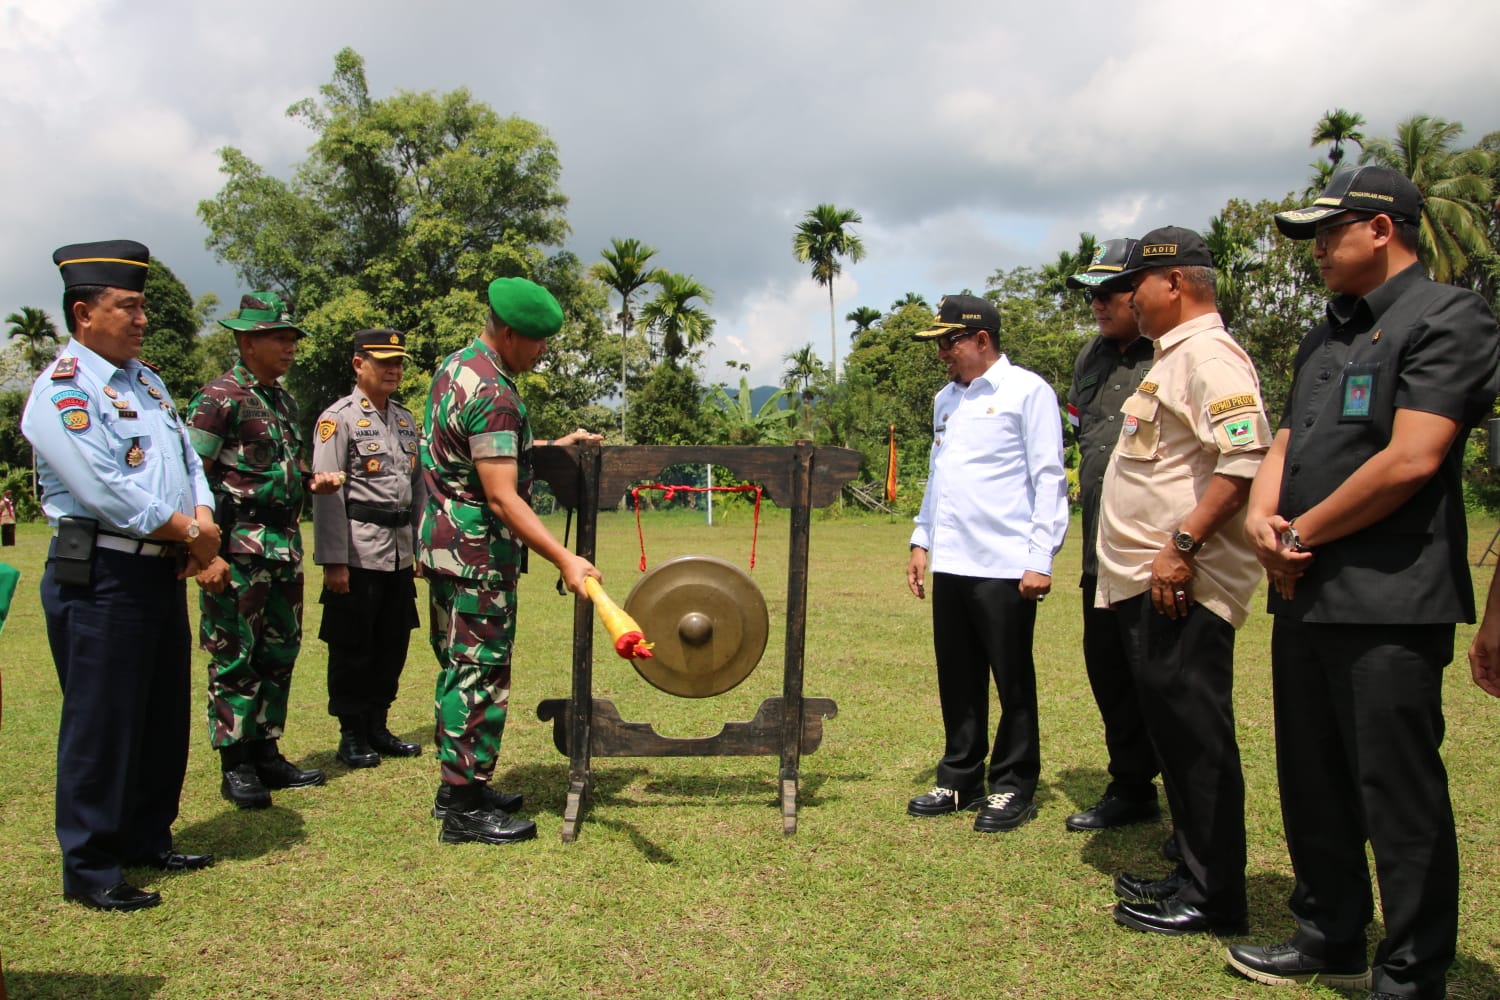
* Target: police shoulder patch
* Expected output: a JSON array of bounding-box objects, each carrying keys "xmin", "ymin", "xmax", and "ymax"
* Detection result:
[
  {"xmin": 51, "ymin": 356, "xmax": 78, "ymax": 380},
  {"xmin": 1207, "ymin": 393, "xmax": 1258, "ymax": 418},
  {"xmin": 317, "ymin": 419, "xmax": 337, "ymax": 442}
]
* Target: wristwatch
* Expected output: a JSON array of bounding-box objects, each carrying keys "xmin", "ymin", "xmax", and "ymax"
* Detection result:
[
  {"xmin": 1172, "ymin": 530, "xmax": 1203, "ymax": 555},
  {"xmin": 1280, "ymin": 521, "xmax": 1309, "ymax": 552},
  {"xmin": 185, "ymin": 520, "xmax": 201, "ymax": 541}
]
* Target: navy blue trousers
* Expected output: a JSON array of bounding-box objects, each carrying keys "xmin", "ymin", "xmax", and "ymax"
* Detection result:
[{"xmin": 42, "ymin": 544, "xmax": 191, "ymax": 895}]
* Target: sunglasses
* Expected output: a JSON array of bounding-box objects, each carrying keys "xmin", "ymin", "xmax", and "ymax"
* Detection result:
[
  {"xmin": 1084, "ymin": 287, "xmax": 1128, "ymax": 305},
  {"xmin": 934, "ymin": 329, "xmax": 980, "ymax": 351}
]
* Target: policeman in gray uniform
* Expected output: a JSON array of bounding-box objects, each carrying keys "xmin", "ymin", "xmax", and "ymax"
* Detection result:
[{"xmin": 312, "ymin": 329, "xmax": 425, "ymax": 767}]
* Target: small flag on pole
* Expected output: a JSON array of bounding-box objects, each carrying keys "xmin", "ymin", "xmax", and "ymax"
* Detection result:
[{"xmin": 885, "ymin": 425, "xmax": 898, "ymax": 502}]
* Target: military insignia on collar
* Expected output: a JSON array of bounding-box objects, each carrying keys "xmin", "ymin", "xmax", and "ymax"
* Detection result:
[
  {"xmin": 360, "ymin": 398, "xmax": 372, "ymax": 409},
  {"xmin": 356, "ymin": 418, "xmax": 372, "ymax": 427},
  {"xmin": 365, "ymin": 457, "xmax": 381, "ymax": 473},
  {"xmin": 317, "ymin": 419, "xmax": 337, "ymax": 443},
  {"xmin": 1371, "ymin": 328, "xmax": 1382, "ymax": 343}
]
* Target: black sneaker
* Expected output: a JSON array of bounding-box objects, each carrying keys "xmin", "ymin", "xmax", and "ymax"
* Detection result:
[
  {"xmin": 973, "ymin": 791, "xmax": 1037, "ymax": 832},
  {"xmin": 907, "ymin": 786, "xmax": 985, "ymax": 817},
  {"xmin": 439, "ymin": 804, "xmax": 538, "ymax": 845},
  {"xmin": 1225, "ymin": 940, "xmax": 1371, "ymax": 990},
  {"xmin": 431, "ymin": 784, "xmax": 524, "ymax": 819},
  {"xmin": 221, "ymin": 763, "xmax": 272, "ymax": 810}
]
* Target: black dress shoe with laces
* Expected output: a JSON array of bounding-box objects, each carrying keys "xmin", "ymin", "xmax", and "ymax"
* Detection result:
[
  {"xmin": 336, "ymin": 732, "xmax": 381, "ymax": 769},
  {"xmin": 130, "ymin": 850, "xmax": 216, "ymax": 872},
  {"xmin": 1113, "ymin": 895, "xmax": 1247, "ymax": 936},
  {"xmin": 907, "ymin": 786, "xmax": 985, "ymax": 816},
  {"xmin": 438, "ymin": 786, "xmax": 536, "ymax": 845},
  {"xmin": 1065, "ymin": 793, "xmax": 1161, "ymax": 831},
  {"xmin": 431, "ymin": 783, "xmax": 524, "ymax": 819},
  {"xmin": 973, "ymin": 791, "xmax": 1038, "ymax": 832},
  {"xmin": 65, "ymin": 882, "xmax": 162, "ymax": 912},
  {"xmin": 221, "ymin": 763, "xmax": 272, "ymax": 810},
  {"xmin": 1114, "ymin": 865, "xmax": 1190, "ymax": 901},
  {"xmin": 255, "ymin": 751, "xmax": 326, "ymax": 789},
  {"xmin": 368, "ymin": 728, "xmax": 421, "ymax": 758},
  {"xmin": 1225, "ymin": 940, "xmax": 1371, "ymax": 989}
]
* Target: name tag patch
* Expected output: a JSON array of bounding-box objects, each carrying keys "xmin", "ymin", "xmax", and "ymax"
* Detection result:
[
  {"xmin": 1208, "ymin": 394, "xmax": 1257, "ymax": 417},
  {"xmin": 1342, "ymin": 375, "xmax": 1373, "ymax": 418}
]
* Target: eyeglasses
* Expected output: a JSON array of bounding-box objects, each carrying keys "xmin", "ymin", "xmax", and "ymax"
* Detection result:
[
  {"xmin": 1313, "ymin": 214, "xmax": 1371, "ymax": 249},
  {"xmin": 1084, "ymin": 287, "xmax": 1127, "ymax": 305},
  {"xmin": 934, "ymin": 329, "xmax": 979, "ymax": 351}
]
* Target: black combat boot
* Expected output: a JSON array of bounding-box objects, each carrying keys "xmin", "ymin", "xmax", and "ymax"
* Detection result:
[
  {"xmin": 431, "ymin": 783, "xmax": 524, "ymax": 819},
  {"xmin": 220, "ymin": 743, "xmax": 272, "ymax": 810},
  {"xmin": 366, "ymin": 710, "xmax": 420, "ymax": 758},
  {"xmin": 438, "ymin": 783, "xmax": 536, "ymax": 845},
  {"xmin": 252, "ymin": 739, "xmax": 326, "ymax": 789},
  {"xmin": 335, "ymin": 717, "xmax": 380, "ymax": 769}
]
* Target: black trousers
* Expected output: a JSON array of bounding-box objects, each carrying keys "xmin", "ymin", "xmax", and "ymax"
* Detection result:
[
  {"xmin": 41, "ymin": 544, "xmax": 190, "ymax": 895},
  {"xmin": 320, "ymin": 565, "xmax": 419, "ymax": 721},
  {"xmin": 930, "ymin": 573, "xmax": 1039, "ymax": 799},
  {"xmin": 1081, "ymin": 574, "xmax": 1158, "ymax": 800},
  {"xmin": 1115, "ymin": 594, "xmax": 1245, "ymax": 918},
  {"xmin": 1271, "ymin": 618, "xmax": 1457, "ymax": 1000}
]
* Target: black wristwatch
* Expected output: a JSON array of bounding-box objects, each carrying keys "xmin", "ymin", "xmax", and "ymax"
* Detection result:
[{"xmin": 1172, "ymin": 530, "xmax": 1203, "ymax": 555}]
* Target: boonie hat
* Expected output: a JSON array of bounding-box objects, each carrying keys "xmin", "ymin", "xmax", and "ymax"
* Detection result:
[
  {"xmin": 488, "ymin": 277, "xmax": 564, "ymax": 340},
  {"xmin": 219, "ymin": 291, "xmax": 307, "ymax": 339},
  {"xmin": 1066, "ymin": 239, "xmax": 1139, "ymax": 289},
  {"xmin": 912, "ymin": 293, "xmax": 1000, "ymax": 340},
  {"xmin": 1099, "ymin": 227, "xmax": 1214, "ymax": 288},
  {"xmin": 53, "ymin": 240, "xmax": 149, "ymax": 292},
  {"xmin": 1273, "ymin": 165, "xmax": 1423, "ymax": 240},
  {"xmin": 352, "ymin": 328, "xmax": 410, "ymax": 360}
]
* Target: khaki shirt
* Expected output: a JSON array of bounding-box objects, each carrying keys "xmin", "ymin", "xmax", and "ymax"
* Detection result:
[
  {"xmin": 311, "ymin": 390, "xmax": 424, "ymax": 571},
  {"xmin": 1095, "ymin": 312, "xmax": 1269, "ymax": 628}
]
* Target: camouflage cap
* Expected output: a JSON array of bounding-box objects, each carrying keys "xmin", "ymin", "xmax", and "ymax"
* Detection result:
[
  {"xmin": 487, "ymin": 277, "xmax": 564, "ymax": 340},
  {"xmin": 219, "ymin": 291, "xmax": 307, "ymax": 339}
]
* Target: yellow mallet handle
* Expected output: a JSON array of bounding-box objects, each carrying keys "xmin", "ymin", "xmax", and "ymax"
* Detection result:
[{"xmin": 584, "ymin": 577, "xmax": 654, "ymax": 659}]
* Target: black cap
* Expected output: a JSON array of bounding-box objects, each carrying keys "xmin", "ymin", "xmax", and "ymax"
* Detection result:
[
  {"xmin": 1099, "ymin": 226, "xmax": 1214, "ymax": 288},
  {"xmin": 1274, "ymin": 165, "xmax": 1423, "ymax": 240},
  {"xmin": 352, "ymin": 328, "xmax": 411, "ymax": 359},
  {"xmin": 53, "ymin": 240, "xmax": 149, "ymax": 292},
  {"xmin": 1066, "ymin": 238, "xmax": 1138, "ymax": 289},
  {"xmin": 912, "ymin": 293, "xmax": 1000, "ymax": 340}
]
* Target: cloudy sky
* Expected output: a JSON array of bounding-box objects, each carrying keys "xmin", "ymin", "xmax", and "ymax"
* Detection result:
[{"xmin": 3, "ymin": 0, "xmax": 1497, "ymax": 387}]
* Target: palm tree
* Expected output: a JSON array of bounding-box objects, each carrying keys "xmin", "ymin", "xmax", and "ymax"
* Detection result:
[
  {"xmin": 638, "ymin": 272, "xmax": 714, "ymax": 364},
  {"xmin": 1204, "ymin": 214, "xmax": 1262, "ymax": 329},
  {"xmin": 781, "ymin": 344, "xmax": 825, "ymax": 403},
  {"xmin": 845, "ymin": 306, "xmax": 883, "ymax": 343},
  {"xmin": 792, "ymin": 203, "xmax": 866, "ymax": 383},
  {"xmin": 589, "ymin": 238, "xmax": 663, "ymax": 441},
  {"xmin": 1303, "ymin": 159, "xmax": 1337, "ymax": 199},
  {"xmin": 5, "ymin": 306, "xmax": 61, "ymax": 373},
  {"xmin": 889, "ymin": 292, "xmax": 928, "ymax": 311},
  {"xmin": 1360, "ymin": 114, "xmax": 1497, "ymax": 283},
  {"xmin": 1311, "ymin": 108, "xmax": 1367, "ymax": 166}
]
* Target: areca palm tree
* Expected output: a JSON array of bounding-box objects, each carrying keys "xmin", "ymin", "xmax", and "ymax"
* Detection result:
[
  {"xmin": 889, "ymin": 292, "xmax": 927, "ymax": 311},
  {"xmin": 638, "ymin": 272, "xmax": 714, "ymax": 364},
  {"xmin": 590, "ymin": 237, "xmax": 663, "ymax": 441},
  {"xmin": 1311, "ymin": 108, "xmax": 1367, "ymax": 166},
  {"xmin": 792, "ymin": 203, "xmax": 865, "ymax": 383},
  {"xmin": 1204, "ymin": 214, "xmax": 1263, "ymax": 329},
  {"xmin": 782, "ymin": 344, "xmax": 825, "ymax": 401},
  {"xmin": 1304, "ymin": 159, "xmax": 1337, "ymax": 199},
  {"xmin": 1360, "ymin": 114, "xmax": 1496, "ymax": 283},
  {"xmin": 5, "ymin": 306, "xmax": 61, "ymax": 374},
  {"xmin": 845, "ymin": 305, "xmax": 883, "ymax": 343}
]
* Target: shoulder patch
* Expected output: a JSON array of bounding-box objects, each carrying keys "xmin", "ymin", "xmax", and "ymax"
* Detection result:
[
  {"xmin": 1137, "ymin": 380, "xmax": 1158, "ymax": 395},
  {"xmin": 1207, "ymin": 393, "xmax": 1258, "ymax": 418},
  {"xmin": 51, "ymin": 356, "xmax": 78, "ymax": 380},
  {"xmin": 317, "ymin": 419, "xmax": 337, "ymax": 443}
]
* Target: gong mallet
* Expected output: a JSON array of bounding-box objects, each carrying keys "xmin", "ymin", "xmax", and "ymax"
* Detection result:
[{"xmin": 584, "ymin": 577, "xmax": 655, "ymax": 660}]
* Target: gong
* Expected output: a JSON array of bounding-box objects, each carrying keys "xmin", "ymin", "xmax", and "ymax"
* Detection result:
[{"xmin": 623, "ymin": 554, "xmax": 769, "ymax": 698}]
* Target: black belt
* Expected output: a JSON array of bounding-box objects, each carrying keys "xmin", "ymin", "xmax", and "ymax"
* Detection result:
[
  {"xmin": 347, "ymin": 501, "xmax": 411, "ymax": 528},
  {"xmin": 225, "ymin": 501, "xmax": 298, "ymax": 530}
]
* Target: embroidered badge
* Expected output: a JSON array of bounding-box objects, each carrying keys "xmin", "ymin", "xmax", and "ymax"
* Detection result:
[
  {"xmin": 1138, "ymin": 381, "xmax": 1159, "ymax": 395},
  {"xmin": 365, "ymin": 458, "xmax": 381, "ymax": 473},
  {"xmin": 51, "ymin": 389, "xmax": 88, "ymax": 411},
  {"xmin": 317, "ymin": 419, "xmax": 337, "ymax": 443},
  {"xmin": 1225, "ymin": 418, "xmax": 1254, "ymax": 447},
  {"xmin": 1208, "ymin": 394, "xmax": 1257, "ymax": 417},
  {"xmin": 61, "ymin": 410, "xmax": 90, "ymax": 432},
  {"xmin": 1342, "ymin": 375, "xmax": 1373, "ymax": 418},
  {"xmin": 1123, "ymin": 415, "xmax": 1139, "ymax": 436}
]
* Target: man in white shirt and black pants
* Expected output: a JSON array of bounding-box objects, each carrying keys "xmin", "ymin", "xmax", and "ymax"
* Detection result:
[{"xmin": 905, "ymin": 294, "xmax": 1069, "ymax": 833}]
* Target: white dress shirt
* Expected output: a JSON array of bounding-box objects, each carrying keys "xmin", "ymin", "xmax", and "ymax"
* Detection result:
[{"xmin": 910, "ymin": 355, "xmax": 1069, "ymax": 578}]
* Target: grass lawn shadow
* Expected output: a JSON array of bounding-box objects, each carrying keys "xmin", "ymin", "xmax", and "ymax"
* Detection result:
[
  {"xmin": 2, "ymin": 970, "xmax": 166, "ymax": 999},
  {"xmin": 170, "ymin": 804, "xmax": 307, "ymax": 862}
]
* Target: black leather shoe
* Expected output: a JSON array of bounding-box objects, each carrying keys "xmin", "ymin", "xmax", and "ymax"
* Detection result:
[
  {"xmin": 432, "ymin": 784, "xmax": 524, "ymax": 819},
  {"xmin": 1065, "ymin": 793, "xmax": 1161, "ymax": 831},
  {"xmin": 336, "ymin": 732, "xmax": 381, "ymax": 769},
  {"xmin": 130, "ymin": 850, "xmax": 216, "ymax": 872},
  {"xmin": 907, "ymin": 786, "xmax": 985, "ymax": 817},
  {"xmin": 1225, "ymin": 940, "xmax": 1371, "ymax": 989},
  {"xmin": 221, "ymin": 763, "xmax": 272, "ymax": 810},
  {"xmin": 65, "ymin": 882, "xmax": 162, "ymax": 912},
  {"xmin": 369, "ymin": 728, "xmax": 421, "ymax": 758},
  {"xmin": 256, "ymin": 753, "xmax": 326, "ymax": 790},
  {"xmin": 1114, "ymin": 896, "xmax": 1247, "ymax": 936},
  {"xmin": 973, "ymin": 791, "xmax": 1037, "ymax": 832},
  {"xmin": 1114, "ymin": 865, "xmax": 1189, "ymax": 902},
  {"xmin": 439, "ymin": 804, "xmax": 537, "ymax": 845}
]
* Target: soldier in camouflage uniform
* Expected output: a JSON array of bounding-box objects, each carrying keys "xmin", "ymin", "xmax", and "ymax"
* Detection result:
[
  {"xmin": 312, "ymin": 328, "xmax": 425, "ymax": 769},
  {"xmin": 421, "ymin": 276, "xmax": 601, "ymax": 845},
  {"xmin": 186, "ymin": 292, "xmax": 344, "ymax": 810}
]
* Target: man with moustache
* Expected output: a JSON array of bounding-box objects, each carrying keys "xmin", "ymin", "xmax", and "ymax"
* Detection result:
[
  {"xmin": 1062, "ymin": 239, "xmax": 1162, "ymax": 834},
  {"xmin": 1231, "ymin": 165, "xmax": 1500, "ymax": 1000},
  {"xmin": 1093, "ymin": 228, "xmax": 1270, "ymax": 936}
]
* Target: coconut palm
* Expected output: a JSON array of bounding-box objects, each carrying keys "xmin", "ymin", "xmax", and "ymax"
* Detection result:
[
  {"xmin": 5, "ymin": 306, "xmax": 61, "ymax": 374},
  {"xmin": 1311, "ymin": 108, "xmax": 1367, "ymax": 166},
  {"xmin": 845, "ymin": 306, "xmax": 883, "ymax": 343},
  {"xmin": 589, "ymin": 237, "xmax": 663, "ymax": 441},
  {"xmin": 792, "ymin": 203, "xmax": 865, "ymax": 383},
  {"xmin": 1360, "ymin": 114, "xmax": 1497, "ymax": 283},
  {"xmin": 638, "ymin": 272, "xmax": 714, "ymax": 364}
]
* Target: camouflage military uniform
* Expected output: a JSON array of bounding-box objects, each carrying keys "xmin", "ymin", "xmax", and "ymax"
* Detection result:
[
  {"xmin": 419, "ymin": 340, "xmax": 532, "ymax": 786},
  {"xmin": 186, "ymin": 361, "xmax": 307, "ymax": 748}
]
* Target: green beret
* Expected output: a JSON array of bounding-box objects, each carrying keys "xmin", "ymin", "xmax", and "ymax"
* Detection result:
[{"xmin": 487, "ymin": 277, "xmax": 563, "ymax": 340}]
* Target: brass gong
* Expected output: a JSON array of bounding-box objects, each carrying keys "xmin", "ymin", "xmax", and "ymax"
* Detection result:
[{"xmin": 623, "ymin": 554, "xmax": 769, "ymax": 698}]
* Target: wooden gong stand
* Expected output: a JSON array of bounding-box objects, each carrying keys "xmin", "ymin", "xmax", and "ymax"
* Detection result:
[{"xmin": 533, "ymin": 442, "xmax": 860, "ymax": 842}]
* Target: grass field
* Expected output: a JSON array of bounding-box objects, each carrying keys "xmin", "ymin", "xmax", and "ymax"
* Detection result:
[{"xmin": 1, "ymin": 507, "xmax": 1498, "ymax": 999}]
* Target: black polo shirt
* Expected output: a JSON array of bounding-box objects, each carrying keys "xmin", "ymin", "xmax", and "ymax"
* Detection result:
[
  {"xmin": 1271, "ymin": 263, "xmax": 1500, "ymax": 624},
  {"xmin": 1068, "ymin": 333, "xmax": 1155, "ymax": 579}
]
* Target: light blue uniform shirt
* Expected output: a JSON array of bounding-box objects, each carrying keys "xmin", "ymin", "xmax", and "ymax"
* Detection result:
[{"xmin": 21, "ymin": 340, "xmax": 213, "ymax": 535}]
